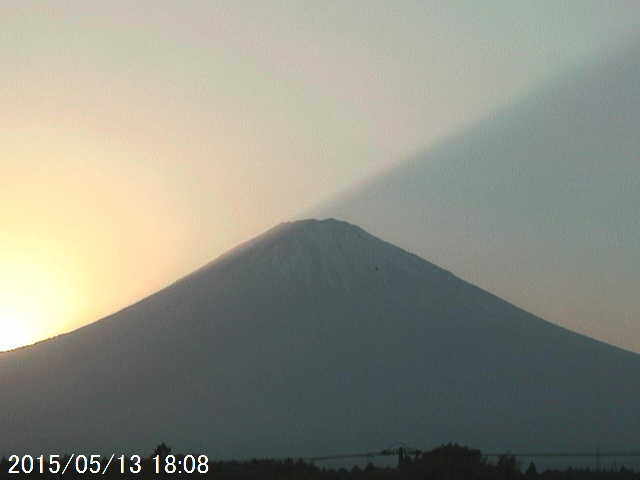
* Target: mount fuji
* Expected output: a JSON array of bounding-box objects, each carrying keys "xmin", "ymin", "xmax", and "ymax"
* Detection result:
[{"xmin": 1, "ymin": 219, "xmax": 639, "ymax": 460}]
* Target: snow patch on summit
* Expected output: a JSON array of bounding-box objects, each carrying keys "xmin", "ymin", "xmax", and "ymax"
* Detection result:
[{"xmin": 257, "ymin": 219, "xmax": 452, "ymax": 297}]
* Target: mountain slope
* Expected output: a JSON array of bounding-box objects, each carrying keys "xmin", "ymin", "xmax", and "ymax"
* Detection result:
[{"xmin": 1, "ymin": 219, "xmax": 639, "ymax": 459}]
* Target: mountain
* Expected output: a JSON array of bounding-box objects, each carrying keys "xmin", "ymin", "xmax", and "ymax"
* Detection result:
[
  {"xmin": 1, "ymin": 219, "xmax": 639, "ymax": 460},
  {"xmin": 310, "ymin": 40, "xmax": 640, "ymax": 353}
]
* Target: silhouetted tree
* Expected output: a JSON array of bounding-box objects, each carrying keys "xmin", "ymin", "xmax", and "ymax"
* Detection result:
[
  {"xmin": 153, "ymin": 441, "xmax": 172, "ymax": 458},
  {"xmin": 409, "ymin": 443, "xmax": 487, "ymax": 480},
  {"xmin": 496, "ymin": 454, "xmax": 520, "ymax": 480}
]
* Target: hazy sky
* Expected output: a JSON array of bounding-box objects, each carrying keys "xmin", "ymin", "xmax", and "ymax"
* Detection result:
[{"xmin": 2, "ymin": 1, "xmax": 640, "ymax": 351}]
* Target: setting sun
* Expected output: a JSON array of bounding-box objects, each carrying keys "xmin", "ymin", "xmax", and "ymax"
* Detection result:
[
  {"xmin": 0, "ymin": 244, "xmax": 77, "ymax": 352},
  {"xmin": 0, "ymin": 306, "xmax": 34, "ymax": 352}
]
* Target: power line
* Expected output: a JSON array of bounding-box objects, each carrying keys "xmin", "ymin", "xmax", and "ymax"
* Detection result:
[
  {"xmin": 294, "ymin": 448, "xmax": 640, "ymax": 463},
  {"xmin": 483, "ymin": 452, "xmax": 640, "ymax": 458}
]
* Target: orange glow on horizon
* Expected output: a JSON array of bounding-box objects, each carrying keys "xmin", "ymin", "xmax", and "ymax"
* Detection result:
[
  {"xmin": 1, "ymin": 121, "xmax": 243, "ymax": 351},
  {"xmin": 0, "ymin": 243, "xmax": 78, "ymax": 352}
]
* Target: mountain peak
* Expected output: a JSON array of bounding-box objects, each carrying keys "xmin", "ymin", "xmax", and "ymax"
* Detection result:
[
  {"xmin": 264, "ymin": 217, "xmax": 373, "ymax": 244},
  {"xmin": 206, "ymin": 218, "xmax": 449, "ymax": 298},
  {"xmin": 1, "ymin": 219, "xmax": 639, "ymax": 460},
  {"xmin": 277, "ymin": 217, "xmax": 352, "ymax": 230}
]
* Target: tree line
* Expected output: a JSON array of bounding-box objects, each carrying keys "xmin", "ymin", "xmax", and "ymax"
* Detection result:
[{"xmin": 1, "ymin": 443, "xmax": 638, "ymax": 480}]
